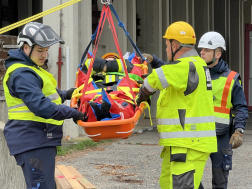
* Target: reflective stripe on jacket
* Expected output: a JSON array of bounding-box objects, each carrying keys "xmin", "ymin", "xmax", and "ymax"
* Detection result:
[
  {"xmin": 3, "ymin": 63, "xmax": 64, "ymax": 125},
  {"xmin": 144, "ymin": 55, "xmax": 217, "ymax": 153},
  {"xmin": 212, "ymin": 70, "xmax": 238, "ymax": 135},
  {"xmin": 103, "ymin": 75, "xmax": 123, "ymax": 84}
]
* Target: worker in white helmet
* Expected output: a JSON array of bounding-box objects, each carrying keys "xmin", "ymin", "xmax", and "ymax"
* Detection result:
[{"xmin": 198, "ymin": 31, "xmax": 248, "ymax": 189}]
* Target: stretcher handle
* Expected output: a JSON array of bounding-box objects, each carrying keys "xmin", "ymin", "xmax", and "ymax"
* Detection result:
[
  {"xmin": 77, "ymin": 103, "xmax": 145, "ymax": 126},
  {"xmin": 101, "ymin": 52, "xmax": 120, "ymax": 59},
  {"xmin": 142, "ymin": 60, "xmax": 148, "ymax": 75}
]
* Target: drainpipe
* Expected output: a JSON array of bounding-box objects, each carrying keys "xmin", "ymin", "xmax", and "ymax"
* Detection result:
[
  {"xmin": 66, "ymin": 46, "xmax": 70, "ymax": 106},
  {"xmin": 56, "ymin": 47, "xmax": 63, "ymax": 89},
  {"xmin": 56, "ymin": 0, "xmax": 63, "ymax": 89}
]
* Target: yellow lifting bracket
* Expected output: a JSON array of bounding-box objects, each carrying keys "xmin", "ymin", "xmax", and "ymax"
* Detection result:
[{"xmin": 0, "ymin": 0, "xmax": 82, "ymax": 35}]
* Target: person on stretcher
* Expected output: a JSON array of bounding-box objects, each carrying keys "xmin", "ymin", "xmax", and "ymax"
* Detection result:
[{"xmin": 75, "ymin": 53, "xmax": 147, "ymax": 122}]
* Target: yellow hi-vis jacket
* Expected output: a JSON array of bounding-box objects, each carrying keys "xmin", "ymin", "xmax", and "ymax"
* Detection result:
[
  {"xmin": 213, "ymin": 71, "xmax": 238, "ymax": 134},
  {"xmin": 3, "ymin": 63, "xmax": 64, "ymax": 125},
  {"xmin": 144, "ymin": 56, "xmax": 217, "ymax": 153}
]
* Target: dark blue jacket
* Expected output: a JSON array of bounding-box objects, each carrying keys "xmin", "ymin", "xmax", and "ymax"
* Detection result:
[
  {"xmin": 209, "ymin": 59, "xmax": 248, "ymax": 134},
  {"xmin": 4, "ymin": 49, "xmax": 80, "ymax": 155},
  {"xmin": 150, "ymin": 55, "xmax": 248, "ymax": 134}
]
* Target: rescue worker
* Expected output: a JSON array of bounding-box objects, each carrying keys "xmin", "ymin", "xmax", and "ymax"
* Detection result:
[
  {"xmin": 3, "ymin": 22, "xmax": 86, "ymax": 189},
  {"xmin": 76, "ymin": 55, "xmax": 144, "ymax": 122},
  {"xmin": 197, "ymin": 32, "xmax": 248, "ymax": 189},
  {"xmin": 137, "ymin": 21, "xmax": 218, "ymax": 189}
]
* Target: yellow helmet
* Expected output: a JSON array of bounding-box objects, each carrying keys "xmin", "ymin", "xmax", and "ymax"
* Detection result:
[{"xmin": 163, "ymin": 21, "xmax": 196, "ymax": 45}]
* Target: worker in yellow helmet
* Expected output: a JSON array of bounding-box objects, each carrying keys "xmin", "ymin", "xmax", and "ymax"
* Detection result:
[{"xmin": 137, "ymin": 21, "xmax": 217, "ymax": 189}]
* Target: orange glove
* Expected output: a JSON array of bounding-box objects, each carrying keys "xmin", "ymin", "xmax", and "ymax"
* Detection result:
[{"xmin": 229, "ymin": 131, "xmax": 243, "ymax": 149}]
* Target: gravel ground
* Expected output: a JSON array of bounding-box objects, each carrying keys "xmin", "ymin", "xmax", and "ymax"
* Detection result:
[
  {"xmin": 201, "ymin": 130, "xmax": 252, "ymax": 189},
  {"xmin": 57, "ymin": 129, "xmax": 252, "ymax": 189}
]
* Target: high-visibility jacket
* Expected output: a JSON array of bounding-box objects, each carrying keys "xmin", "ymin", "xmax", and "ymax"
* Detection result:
[
  {"xmin": 3, "ymin": 63, "xmax": 64, "ymax": 125},
  {"xmin": 144, "ymin": 56, "xmax": 217, "ymax": 153},
  {"xmin": 212, "ymin": 70, "xmax": 238, "ymax": 135}
]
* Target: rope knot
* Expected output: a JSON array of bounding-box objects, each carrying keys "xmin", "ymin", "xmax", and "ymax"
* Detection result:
[
  {"xmin": 91, "ymin": 34, "xmax": 96, "ymax": 40},
  {"xmin": 118, "ymin": 22, "xmax": 124, "ymax": 27}
]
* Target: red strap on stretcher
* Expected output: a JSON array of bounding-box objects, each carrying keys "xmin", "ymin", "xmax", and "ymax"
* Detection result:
[
  {"xmin": 214, "ymin": 71, "xmax": 237, "ymax": 114},
  {"xmin": 106, "ymin": 7, "xmax": 137, "ymax": 106},
  {"xmin": 79, "ymin": 5, "xmax": 138, "ymax": 112}
]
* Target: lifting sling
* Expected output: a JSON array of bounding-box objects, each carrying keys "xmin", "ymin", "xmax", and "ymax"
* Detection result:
[{"xmin": 70, "ymin": 2, "xmax": 150, "ymax": 142}]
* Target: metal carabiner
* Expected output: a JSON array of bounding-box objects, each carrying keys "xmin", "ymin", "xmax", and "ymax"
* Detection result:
[{"xmin": 101, "ymin": 0, "xmax": 112, "ymax": 5}]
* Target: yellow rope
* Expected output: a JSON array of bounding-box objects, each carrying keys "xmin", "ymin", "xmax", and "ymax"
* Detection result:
[
  {"xmin": 141, "ymin": 101, "xmax": 153, "ymax": 126},
  {"xmin": 0, "ymin": 0, "xmax": 82, "ymax": 34},
  {"xmin": 72, "ymin": 78, "xmax": 93, "ymax": 98},
  {"xmin": 134, "ymin": 64, "xmax": 148, "ymax": 70}
]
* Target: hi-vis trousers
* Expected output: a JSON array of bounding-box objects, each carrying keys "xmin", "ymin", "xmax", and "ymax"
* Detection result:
[{"xmin": 159, "ymin": 146, "xmax": 210, "ymax": 189}]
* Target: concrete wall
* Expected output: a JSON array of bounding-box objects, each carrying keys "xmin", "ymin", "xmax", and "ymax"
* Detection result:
[
  {"xmin": 95, "ymin": 0, "xmax": 137, "ymax": 58},
  {"xmin": 194, "ymin": 0, "xmax": 211, "ymax": 47},
  {"xmin": 244, "ymin": 0, "xmax": 252, "ymax": 24},
  {"xmin": 0, "ymin": 101, "xmax": 8, "ymax": 124},
  {"xmin": 126, "ymin": 0, "xmax": 136, "ymax": 53},
  {"xmin": 17, "ymin": 0, "xmax": 42, "ymax": 33},
  {"xmin": 229, "ymin": 0, "xmax": 241, "ymax": 73},
  {"xmin": 134, "ymin": 0, "xmax": 250, "ymax": 118},
  {"xmin": 135, "ymin": 0, "xmax": 165, "ymax": 118},
  {"xmin": 0, "ymin": 121, "xmax": 26, "ymax": 189}
]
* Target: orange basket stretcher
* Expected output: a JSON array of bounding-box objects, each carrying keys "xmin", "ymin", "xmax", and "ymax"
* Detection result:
[
  {"xmin": 70, "ymin": 2, "xmax": 149, "ymax": 142},
  {"xmin": 70, "ymin": 58, "xmax": 148, "ymax": 142}
]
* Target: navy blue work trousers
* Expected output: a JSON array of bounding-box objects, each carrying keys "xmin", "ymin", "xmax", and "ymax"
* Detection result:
[
  {"xmin": 14, "ymin": 147, "xmax": 57, "ymax": 189},
  {"xmin": 199, "ymin": 131, "xmax": 233, "ymax": 189}
]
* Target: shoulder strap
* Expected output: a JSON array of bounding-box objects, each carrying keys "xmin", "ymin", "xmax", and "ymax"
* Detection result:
[{"xmin": 221, "ymin": 71, "xmax": 237, "ymax": 108}]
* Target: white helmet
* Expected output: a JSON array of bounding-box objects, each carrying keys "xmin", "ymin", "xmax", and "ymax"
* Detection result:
[
  {"xmin": 17, "ymin": 22, "xmax": 64, "ymax": 48},
  {"xmin": 198, "ymin": 31, "xmax": 226, "ymax": 51}
]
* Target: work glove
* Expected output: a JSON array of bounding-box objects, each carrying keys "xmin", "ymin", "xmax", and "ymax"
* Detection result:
[
  {"xmin": 229, "ymin": 131, "xmax": 243, "ymax": 149},
  {"xmin": 142, "ymin": 74, "xmax": 149, "ymax": 78},
  {"xmin": 136, "ymin": 95, "xmax": 151, "ymax": 107},
  {"xmin": 73, "ymin": 112, "xmax": 88, "ymax": 124},
  {"xmin": 66, "ymin": 88, "xmax": 76, "ymax": 100},
  {"xmin": 136, "ymin": 86, "xmax": 153, "ymax": 106},
  {"xmin": 142, "ymin": 53, "xmax": 153, "ymax": 64}
]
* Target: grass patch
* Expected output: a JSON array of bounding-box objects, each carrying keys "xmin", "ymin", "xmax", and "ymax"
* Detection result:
[{"xmin": 57, "ymin": 139, "xmax": 113, "ymax": 156}]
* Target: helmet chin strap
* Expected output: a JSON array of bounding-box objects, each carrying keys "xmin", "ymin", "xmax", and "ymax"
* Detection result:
[
  {"xmin": 206, "ymin": 49, "xmax": 216, "ymax": 66},
  {"xmin": 28, "ymin": 45, "xmax": 35, "ymax": 58},
  {"xmin": 170, "ymin": 40, "xmax": 182, "ymax": 62},
  {"xmin": 44, "ymin": 53, "xmax": 49, "ymax": 64}
]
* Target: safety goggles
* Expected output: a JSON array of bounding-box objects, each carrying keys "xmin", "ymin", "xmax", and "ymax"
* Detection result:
[{"xmin": 33, "ymin": 25, "xmax": 65, "ymax": 47}]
